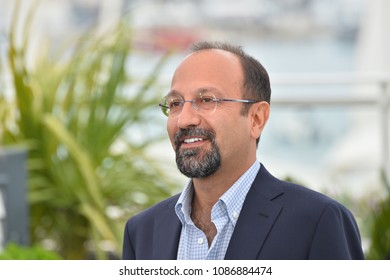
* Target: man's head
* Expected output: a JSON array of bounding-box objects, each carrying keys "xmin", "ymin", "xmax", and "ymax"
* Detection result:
[
  {"xmin": 164, "ymin": 41, "xmax": 271, "ymax": 179},
  {"xmin": 190, "ymin": 41, "xmax": 271, "ymax": 111}
]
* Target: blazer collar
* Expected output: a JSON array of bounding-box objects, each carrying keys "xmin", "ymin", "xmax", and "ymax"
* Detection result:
[
  {"xmin": 224, "ymin": 164, "xmax": 284, "ymax": 259},
  {"xmin": 152, "ymin": 195, "xmax": 182, "ymax": 259}
]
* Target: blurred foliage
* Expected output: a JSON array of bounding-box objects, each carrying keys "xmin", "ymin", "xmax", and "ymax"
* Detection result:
[
  {"xmin": 0, "ymin": 243, "xmax": 61, "ymax": 260},
  {"xmin": 366, "ymin": 170, "xmax": 390, "ymax": 260},
  {"xmin": 284, "ymin": 173, "xmax": 390, "ymax": 260},
  {"xmin": 0, "ymin": 0, "xmax": 178, "ymax": 259}
]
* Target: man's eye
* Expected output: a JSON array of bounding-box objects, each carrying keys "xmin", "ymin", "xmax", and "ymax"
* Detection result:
[
  {"xmin": 200, "ymin": 96, "xmax": 215, "ymax": 103},
  {"xmin": 169, "ymin": 100, "xmax": 183, "ymax": 108}
]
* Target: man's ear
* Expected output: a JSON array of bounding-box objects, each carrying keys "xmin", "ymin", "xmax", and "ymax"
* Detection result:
[{"xmin": 250, "ymin": 101, "xmax": 270, "ymax": 140}]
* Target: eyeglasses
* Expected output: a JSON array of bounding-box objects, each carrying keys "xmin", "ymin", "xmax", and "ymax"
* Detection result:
[{"xmin": 159, "ymin": 92, "xmax": 261, "ymax": 117}]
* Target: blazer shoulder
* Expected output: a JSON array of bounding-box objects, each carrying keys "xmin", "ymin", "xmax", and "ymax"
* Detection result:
[
  {"xmin": 257, "ymin": 163, "xmax": 350, "ymax": 214},
  {"xmin": 123, "ymin": 193, "xmax": 182, "ymax": 260}
]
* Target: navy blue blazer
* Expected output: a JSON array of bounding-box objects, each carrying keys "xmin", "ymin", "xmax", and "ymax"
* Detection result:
[{"xmin": 122, "ymin": 163, "xmax": 364, "ymax": 259}]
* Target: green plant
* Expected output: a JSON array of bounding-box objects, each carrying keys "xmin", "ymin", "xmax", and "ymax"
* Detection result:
[
  {"xmin": 0, "ymin": 243, "xmax": 61, "ymax": 260},
  {"xmin": 366, "ymin": 170, "xmax": 390, "ymax": 259},
  {"xmin": 0, "ymin": 1, "xmax": 177, "ymax": 259}
]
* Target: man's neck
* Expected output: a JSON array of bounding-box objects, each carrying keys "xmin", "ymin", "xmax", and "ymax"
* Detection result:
[
  {"xmin": 191, "ymin": 194, "xmax": 217, "ymax": 246},
  {"xmin": 191, "ymin": 159, "xmax": 256, "ymax": 204}
]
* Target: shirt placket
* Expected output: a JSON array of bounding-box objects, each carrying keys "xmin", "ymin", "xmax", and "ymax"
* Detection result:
[{"xmin": 205, "ymin": 202, "xmax": 229, "ymax": 260}]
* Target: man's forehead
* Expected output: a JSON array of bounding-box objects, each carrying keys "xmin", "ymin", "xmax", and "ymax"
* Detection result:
[
  {"xmin": 172, "ymin": 49, "xmax": 242, "ymax": 80},
  {"xmin": 183, "ymin": 48, "xmax": 240, "ymax": 63}
]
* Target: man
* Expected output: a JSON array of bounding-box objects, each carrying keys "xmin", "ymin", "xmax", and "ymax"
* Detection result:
[{"xmin": 122, "ymin": 41, "xmax": 365, "ymax": 260}]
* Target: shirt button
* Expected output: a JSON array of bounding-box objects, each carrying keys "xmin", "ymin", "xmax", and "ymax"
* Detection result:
[
  {"xmin": 233, "ymin": 212, "xmax": 239, "ymax": 220},
  {"xmin": 197, "ymin": 237, "xmax": 204, "ymax": 245}
]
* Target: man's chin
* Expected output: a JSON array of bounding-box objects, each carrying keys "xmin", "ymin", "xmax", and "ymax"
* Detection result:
[
  {"xmin": 177, "ymin": 146, "xmax": 202, "ymax": 158},
  {"xmin": 176, "ymin": 157, "xmax": 221, "ymax": 179}
]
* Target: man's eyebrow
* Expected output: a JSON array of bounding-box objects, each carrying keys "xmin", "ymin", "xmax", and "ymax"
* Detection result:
[
  {"xmin": 198, "ymin": 87, "xmax": 222, "ymax": 95},
  {"xmin": 166, "ymin": 87, "xmax": 222, "ymax": 97},
  {"xmin": 166, "ymin": 89, "xmax": 182, "ymax": 97}
]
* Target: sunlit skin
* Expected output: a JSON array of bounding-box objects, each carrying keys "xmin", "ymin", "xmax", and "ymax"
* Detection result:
[{"xmin": 167, "ymin": 49, "xmax": 270, "ymax": 223}]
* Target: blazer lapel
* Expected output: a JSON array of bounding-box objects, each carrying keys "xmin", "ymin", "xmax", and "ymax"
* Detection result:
[
  {"xmin": 153, "ymin": 197, "xmax": 182, "ymax": 259},
  {"xmin": 225, "ymin": 165, "xmax": 284, "ymax": 260}
]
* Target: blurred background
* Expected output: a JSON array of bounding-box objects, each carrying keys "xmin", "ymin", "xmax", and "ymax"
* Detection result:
[{"xmin": 0, "ymin": 0, "xmax": 389, "ymax": 259}]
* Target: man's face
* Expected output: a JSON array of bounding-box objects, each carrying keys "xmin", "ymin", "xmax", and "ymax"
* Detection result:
[{"xmin": 167, "ymin": 49, "xmax": 260, "ymax": 178}]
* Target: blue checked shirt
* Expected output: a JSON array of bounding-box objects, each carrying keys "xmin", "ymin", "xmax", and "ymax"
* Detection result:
[{"xmin": 174, "ymin": 161, "xmax": 260, "ymax": 260}]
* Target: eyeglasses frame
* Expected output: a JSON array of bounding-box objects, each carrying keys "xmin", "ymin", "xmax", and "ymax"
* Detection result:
[{"xmin": 159, "ymin": 93, "xmax": 261, "ymax": 117}]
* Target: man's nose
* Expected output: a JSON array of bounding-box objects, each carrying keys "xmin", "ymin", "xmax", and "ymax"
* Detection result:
[{"xmin": 176, "ymin": 101, "xmax": 201, "ymax": 128}]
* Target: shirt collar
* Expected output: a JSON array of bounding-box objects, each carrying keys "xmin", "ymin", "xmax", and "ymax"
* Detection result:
[{"xmin": 175, "ymin": 180, "xmax": 194, "ymax": 225}]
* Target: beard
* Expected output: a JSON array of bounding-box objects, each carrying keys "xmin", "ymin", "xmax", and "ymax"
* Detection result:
[{"xmin": 174, "ymin": 128, "xmax": 221, "ymax": 178}]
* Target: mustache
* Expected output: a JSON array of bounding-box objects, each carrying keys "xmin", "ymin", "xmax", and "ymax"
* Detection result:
[{"xmin": 174, "ymin": 127, "xmax": 216, "ymax": 147}]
